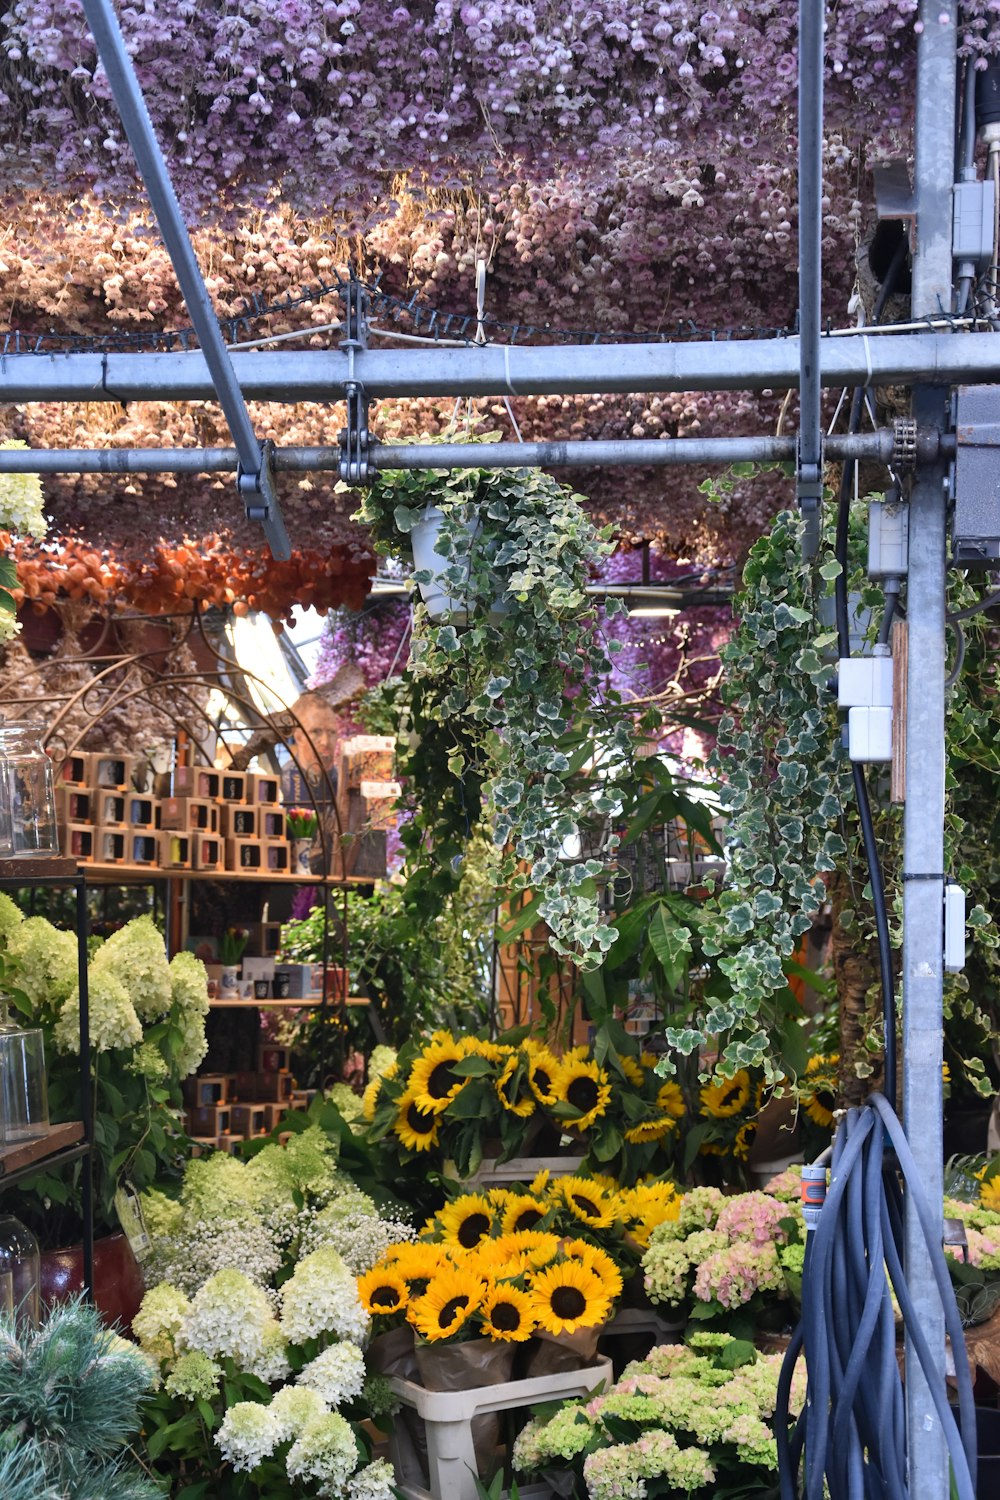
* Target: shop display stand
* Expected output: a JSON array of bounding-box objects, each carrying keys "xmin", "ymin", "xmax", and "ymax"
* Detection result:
[{"xmin": 0, "ymin": 857, "xmax": 92, "ymax": 1298}]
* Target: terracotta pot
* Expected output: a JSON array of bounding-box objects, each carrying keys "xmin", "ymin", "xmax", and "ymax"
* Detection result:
[{"xmin": 39, "ymin": 1231, "xmax": 146, "ymax": 1331}]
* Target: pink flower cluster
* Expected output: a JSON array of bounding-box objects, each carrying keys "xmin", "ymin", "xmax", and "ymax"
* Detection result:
[
  {"xmin": 692, "ymin": 1240, "xmax": 785, "ymax": 1311},
  {"xmin": 714, "ymin": 1190, "xmax": 794, "ymax": 1249}
]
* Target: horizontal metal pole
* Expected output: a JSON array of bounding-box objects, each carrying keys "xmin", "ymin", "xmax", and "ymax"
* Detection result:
[
  {"xmin": 2, "ymin": 333, "xmax": 1000, "ymax": 403},
  {"xmin": 0, "ymin": 430, "xmax": 952, "ymax": 477}
]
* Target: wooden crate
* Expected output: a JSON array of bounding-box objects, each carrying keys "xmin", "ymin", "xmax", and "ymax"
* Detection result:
[
  {"xmin": 248, "ymin": 773, "xmax": 281, "ymax": 806},
  {"xmin": 128, "ymin": 833, "xmax": 159, "ymax": 866},
  {"xmin": 174, "ymin": 766, "xmax": 222, "ymax": 800},
  {"xmin": 158, "ymin": 831, "xmax": 192, "ymax": 870},
  {"xmin": 96, "ymin": 791, "xmax": 127, "ymax": 827},
  {"xmin": 127, "ymin": 795, "xmax": 157, "ymax": 828},
  {"xmin": 188, "ymin": 1103, "xmax": 231, "ymax": 1135},
  {"xmin": 64, "ymin": 823, "xmax": 95, "ymax": 861},
  {"xmin": 260, "ymin": 809, "xmax": 286, "ymax": 841},
  {"xmin": 185, "ymin": 1074, "xmax": 232, "ymax": 1107},
  {"xmin": 58, "ymin": 753, "xmax": 89, "ymax": 787},
  {"xmin": 219, "ymin": 771, "xmax": 248, "ymax": 804},
  {"xmin": 263, "ymin": 840, "xmax": 290, "ymax": 874},
  {"xmin": 93, "ymin": 754, "xmax": 132, "ymax": 790},
  {"xmin": 57, "ymin": 786, "xmax": 94, "ymax": 824},
  {"xmin": 96, "ymin": 829, "xmax": 127, "ymax": 864},
  {"xmin": 225, "ymin": 837, "xmax": 263, "ymax": 872},
  {"xmin": 258, "ymin": 1044, "xmax": 292, "ymax": 1074},
  {"xmin": 230, "ymin": 1103, "xmax": 268, "ymax": 1136},
  {"xmin": 221, "ymin": 805, "xmax": 258, "ymax": 839},
  {"xmin": 193, "ymin": 834, "xmax": 223, "ymax": 871},
  {"xmin": 158, "ymin": 797, "xmax": 218, "ymax": 833}
]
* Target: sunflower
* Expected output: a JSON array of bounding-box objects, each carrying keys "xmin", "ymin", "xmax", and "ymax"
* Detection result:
[
  {"xmin": 480, "ymin": 1282, "xmax": 537, "ymax": 1342},
  {"xmin": 554, "ymin": 1058, "xmax": 612, "ymax": 1132},
  {"xmin": 357, "ymin": 1265, "xmax": 409, "ymax": 1315},
  {"xmin": 624, "ymin": 1116, "xmax": 676, "ymax": 1145},
  {"xmin": 560, "ymin": 1240, "xmax": 624, "ymax": 1298},
  {"xmin": 486, "ymin": 1188, "xmax": 515, "ymax": 1212},
  {"xmin": 501, "ymin": 1195, "xmax": 549, "ymax": 1236},
  {"xmin": 529, "ymin": 1168, "xmax": 551, "ymax": 1195},
  {"xmin": 409, "ymin": 1036, "xmax": 469, "ymax": 1114},
  {"xmin": 530, "ymin": 1260, "xmax": 613, "ymax": 1335},
  {"xmin": 555, "ymin": 1175, "xmax": 616, "ymax": 1229},
  {"xmin": 801, "ymin": 1054, "xmax": 838, "ymax": 1129},
  {"xmin": 699, "ymin": 1070, "xmax": 751, "ymax": 1119},
  {"xmin": 981, "ymin": 1176, "xmax": 1000, "ymax": 1213},
  {"xmin": 496, "ymin": 1052, "xmax": 536, "ymax": 1117},
  {"xmin": 488, "ymin": 1230, "xmax": 561, "ymax": 1273},
  {"xmin": 386, "ymin": 1242, "xmax": 448, "ymax": 1285},
  {"xmin": 464, "ymin": 1038, "xmax": 507, "ymax": 1065},
  {"xmin": 437, "ymin": 1194, "xmax": 495, "ymax": 1250},
  {"xmin": 734, "ymin": 1121, "xmax": 758, "ymax": 1160},
  {"xmin": 361, "ymin": 1060, "xmax": 399, "ymax": 1121},
  {"xmin": 525, "ymin": 1041, "xmax": 560, "ymax": 1105},
  {"xmin": 618, "ymin": 1055, "xmax": 646, "ymax": 1088},
  {"xmin": 656, "ymin": 1081, "xmax": 686, "ymax": 1119},
  {"xmin": 410, "ymin": 1267, "xmax": 484, "ymax": 1343},
  {"xmin": 393, "ymin": 1090, "xmax": 442, "ymax": 1152}
]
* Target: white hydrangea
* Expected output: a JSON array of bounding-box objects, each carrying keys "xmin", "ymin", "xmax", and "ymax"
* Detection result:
[
  {"xmin": 5, "ymin": 917, "xmax": 77, "ymax": 1006},
  {"xmin": 268, "ymin": 1384, "xmax": 327, "ymax": 1444},
  {"xmin": 55, "ymin": 971, "xmax": 142, "ymax": 1055},
  {"xmin": 346, "ymin": 1458, "xmax": 397, "ymax": 1500},
  {"xmin": 132, "ymin": 1283, "xmax": 191, "ymax": 1365},
  {"xmin": 168, "ymin": 950, "xmax": 210, "ymax": 1075},
  {"xmin": 298, "ymin": 1202, "xmax": 415, "ymax": 1275},
  {"xmin": 0, "ymin": 448, "xmax": 47, "ymax": 538},
  {"xmin": 144, "ymin": 1213, "xmax": 282, "ymax": 1297},
  {"xmin": 285, "ymin": 1411, "xmax": 359, "ymax": 1496},
  {"xmin": 92, "ymin": 913, "xmax": 172, "ymax": 1022},
  {"xmin": 247, "ymin": 1319, "xmax": 291, "ymax": 1384},
  {"xmin": 216, "ymin": 1401, "xmax": 281, "ymax": 1472},
  {"xmin": 179, "ymin": 1268, "xmax": 281, "ymax": 1373},
  {"xmin": 297, "ymin": 1341, "xmax": 366, "ymax": 1407},
  {"xmin": 280, "ymin": 1246, "xmax": 369, "ymax": 1347}
]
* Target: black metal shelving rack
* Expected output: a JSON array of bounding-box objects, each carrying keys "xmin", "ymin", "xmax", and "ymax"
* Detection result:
[{"xmin": 0, "ymin": 858, "xmax": 92, "ymax": 1297}]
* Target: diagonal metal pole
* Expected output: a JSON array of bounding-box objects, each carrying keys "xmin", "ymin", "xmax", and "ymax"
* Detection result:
[
  {"xmin": 79, "ymin": 0, "xmax": 290, "ymax": 560},
  {"xmin": 904, "ymin": 6, "xmax": 957, "ymax": 1499}
]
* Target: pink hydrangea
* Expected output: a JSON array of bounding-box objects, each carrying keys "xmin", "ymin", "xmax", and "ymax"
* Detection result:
[
  {"xmin": 693, "ymin": 1241, "xmax": 785, "ymax": 1310},
  {"xmin": 715, "ymin": 1191, "xmax": 793, "ymax": 1248}
]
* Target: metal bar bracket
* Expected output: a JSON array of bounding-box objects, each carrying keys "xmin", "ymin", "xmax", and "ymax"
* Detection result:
[{"xmin": 338, "ymin": 280, "xmax": 374, "ymax": 485}]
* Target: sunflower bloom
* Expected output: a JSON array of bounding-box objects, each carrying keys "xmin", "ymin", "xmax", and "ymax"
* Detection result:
[
  {"xmin": 437, "ymin": 1194, "xmax": 495, "ymax": 1250},
  {"xmin": 530, "ymin": 1260, "xmax": 612, "ymax": 1335},
  {"xmin": 525, "ymin": 1041, "xmax": 561, "ymax": 1104},
  {"xmin": 393, "ymin": 1091, "xmax": 442, "ymax": 1152},
  {"xmin": 699, "ymin": 1070, "xmax": 751, "ymax": 1119},
  {"xmin": 981, "ymin": 1176, "xmax": 1000, "ymax": 1213},
  {"xmin": 496, "ymin": 1051, "xmax": 536, "ymax": 1117},
  {"xmin": 624, "ymin": 1116, "xmax": 676, "ymax": 1145},
  {"xmin": 800, "ymin": 1054, "xmax": 839, "ymax": 1129},
  {"xmin": 618, "ymin": 1055, "xmax": 645, "ymax": 1088},
  {"xmin": 501, "ymin": 1195, "xmax": 549, "ymax": 1236},
  {"xmin": 480, "ymin": 1282, "xmax": 537, "ymax": 1342},
  {"xmin": 409, "ymin": 1036, "xmax": 469, "ymax": 1114},
  {"xmin": 410, "ymin": 1268, "xmax": 484, "ymax": 1342},
  {"xmin": 489, "ymin": 1230, "xmax": 561, "ymax": 1274},
  {"xmin": 357, "ymin": 1266, "xmax": 409, "ymax": 1316},
  {"xmin": 386, "ymin": 1242, "xmax": 448, "ymax": 1287},
  {"xmin": 554, "ymin": 1058, "xmax": 612, "ymax": 1132},
  {"xmin": 560, "ymin": 1240, "xmax": 624, "ymax": 1299},
  {"xmin": 556, "ymin": 1175, "xmax": 616, "ymax": 1229},
  {"xmin": 734, "ymin": 1120, "xmax": 758, "ymax": 1160}
]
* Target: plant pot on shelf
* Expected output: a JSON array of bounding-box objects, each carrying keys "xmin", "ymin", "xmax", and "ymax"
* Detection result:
[
  {"xmin": 219, "ymin": 964, "xmax": 240, "ymax": 998},
  {"xmin": 291, "ymin": 838, "xmax": 314, "ymax": 876},
  {"xmin": 39, "ymin": 1231, "xmax": 145, "ymax": 1330}
]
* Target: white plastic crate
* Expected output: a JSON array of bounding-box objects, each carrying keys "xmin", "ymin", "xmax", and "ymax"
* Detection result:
[
  {"xmin": 387, "ymin": 1354, "xmax": 613, "ymax": 1500},
  {"xmin": 459, "ymin": 1154, "xmax": 586, "ymax": 1189}
]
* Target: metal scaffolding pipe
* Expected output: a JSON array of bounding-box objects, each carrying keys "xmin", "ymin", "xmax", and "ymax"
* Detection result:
[
  {"xmin": 3, "ymin": 332, "xmax": 1000, "ymax": 404},
  {"xmin": 0, "ymin": 430, "xmax": 952, "ymax": 478},
  {"xmin": 797, "ymin": 0, "xmax": 825, "ymax": 551}
]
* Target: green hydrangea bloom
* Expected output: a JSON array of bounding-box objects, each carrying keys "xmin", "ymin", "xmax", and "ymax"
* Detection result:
[
  {"xmin": 6, "ymin": 916, "xmax": 77, "ymax": 1006},
  {"xmin": 0, "ymin": 891, "xmax": 24, "ymax": 944},
  {"xmin": 93, "ymin": 914, "xmax": 172, "ymax": 1023},
  {"xmin": 164, "ymin": 1350, "xmax": 221, "ymax": 1401}
]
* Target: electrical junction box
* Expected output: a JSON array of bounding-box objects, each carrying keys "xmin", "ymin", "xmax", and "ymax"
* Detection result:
[
  {"xmin": 868, "ymin": 498, "xmax": 908, "ymax": 578},
  {"xmin": 953, "ymin": 180, "xmax": 996, "ymax": 268},
  {"xmin": 838, "ymin": 653, "xmax": 893, "ymax": 710},
  {"xmin": 952, "ymin": 386, "xmax": 1000, "ymax": 566},
  {"xmin": 848, "ymin": 706, "xmax": 892, "ymax": 762},
  {"xmin": 944, "ymin": 883, "xmax": 967, "ymax": 973}
]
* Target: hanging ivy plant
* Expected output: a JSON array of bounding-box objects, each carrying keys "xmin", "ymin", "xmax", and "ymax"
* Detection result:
[{"xmin": 355, "ymin": 450, "xmax": 636, "ymax": 968}]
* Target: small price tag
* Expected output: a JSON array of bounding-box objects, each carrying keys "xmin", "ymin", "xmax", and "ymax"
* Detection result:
[{"xmin": 114, "ymin": 1181, "xmax": 152, "ymax": 1262}]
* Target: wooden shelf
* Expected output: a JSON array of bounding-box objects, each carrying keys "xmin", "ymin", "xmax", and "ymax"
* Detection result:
[
  {"xmin": 209, "ymin": 995, "xmax": 370, "ymax": 1009},
  {"xmin": 0, "ymin": 856, "xmax": 81, "ymax": 882},
  {"xmin": 82, "ymin": 863, "xmax": 373, "ymax": 886},
  {"xmin": 0, "ymin": 1121, "xmax": 85, "ymax": 1179}
]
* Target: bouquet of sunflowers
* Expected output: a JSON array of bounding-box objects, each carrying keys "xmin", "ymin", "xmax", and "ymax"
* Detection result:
[{"xmin": 361, "ymin": 1027, "xmax": 688, "ymax": 1185}]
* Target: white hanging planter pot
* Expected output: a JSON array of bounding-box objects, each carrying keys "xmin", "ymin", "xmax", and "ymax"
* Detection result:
[{"xmin": 410, "ymin": 506, "xmax": 508, "ymax": 625}]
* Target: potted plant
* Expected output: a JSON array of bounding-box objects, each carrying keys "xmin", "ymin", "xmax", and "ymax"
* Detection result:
[
  {"xmin": 354, "ymin": 443, "xmax": 638, "ymax": 970},
  {"xmin": 218, "ymin": 924, "xmax": 249, "ymax": 997},
  {"xmin": 286, "ymin": 806, "xmax": 319, "ymax": 876},
  {"xmin": 0, "ymin": 900, "xmax": 210, "ymax": 1324}
]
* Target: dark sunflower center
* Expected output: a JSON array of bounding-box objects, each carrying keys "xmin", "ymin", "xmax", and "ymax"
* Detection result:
[
  {"xmin": 458, "ymin": 1213, "xmax": 490, "ymax": 1248},
  {"xmin": 428, "ymin": 1061, "xmax": 460, "ymax": 1099},
  {"xmin": 438, "ymin": 1295, "xmax": 469, "ymax": 1329},
  {"xmin": 514, "ymin": 1208, "xmax": 543, "ymax": 1232},
  {"xmin": 371, "ymin": 1286, "xmax": 401, "ymax": 1309},
  {"xmin": 572, "ymin": 1194, "xmax": 600, "ymax": 1218},
  {"xmin": 490, "ymin": 1300, "xmax": 522, "ymax": 1332},
  {"xmin": 533, "ymin": 1068, "xmax": 552, "ymax": 1094},
  {"xmin": 407, "ymin": 1102, "xmax": 436, "ymax": 1134},
  {"xmin": 816, "ymin": 1089, "xmax": 835, "ymax": 1111},
  {"xmin": 720, "ymin": 1082, "xmax": 744, "ymax": 1110},
  {"xmin": 566, "ymin": 1076, "xmax": 599, "ymax": 1113},
  {"xmin": 551, "ymin": 1286, "xmax": 587, "ymax": 1319}
]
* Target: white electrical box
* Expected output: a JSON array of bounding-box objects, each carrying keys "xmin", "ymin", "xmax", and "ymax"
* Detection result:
[
  {"xmin": 848, "ymin": 706, "xmax": 892, "ymax": 762},
  {"xmin": 838, "ymin": 654, "xmax": 894, "ymax": 709},
  {"xmin": 868, "ymin": 499, "xmax": 909, "ymax": 578},
  {"xmin": 944, "ymin": 883, "xmax": 967, "ymax": 973}
]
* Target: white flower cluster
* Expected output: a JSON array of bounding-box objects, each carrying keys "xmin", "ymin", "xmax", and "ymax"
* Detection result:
[
  {"xmin": 0, "ymin": 445, "xmax": 47, "ymax": 538},
  {"xmin": 298, "ymin": 1200, "xmax": 415, "ymax": 1275},
  {"xmin": 145, "ymin": 1213, "xmax": 282, "ymax": 1297},
  {"xmin": 297, "ymin": 1341, "xmax": 366, "ymax": 1407},
  {"xmin": 178, "ymin": 1269, "xmax": 289, "ymax": 1383},
  {"xmin": 280, "ymin": 1246, "xmax": 369, "ymax": 1347}
]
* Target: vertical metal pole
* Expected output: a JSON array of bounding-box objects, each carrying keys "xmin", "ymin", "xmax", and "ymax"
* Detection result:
[
  {"xmin": 796, "ymin": 0, "xmax": 825, "ymax": 555},
  {"xmin": 904, "ymin": 7, "xmax": 956, "ymax": 1498},
  {"xmin": 76, "ymin": 875, "xmax": 94, "ymax": 1303}
]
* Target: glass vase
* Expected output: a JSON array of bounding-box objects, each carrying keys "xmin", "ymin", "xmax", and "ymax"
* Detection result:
[
  {"xmin": 0, "ymin": 998, "xmax": 49, "ymax": 1145},
  {"xmin": 0, "ymin": 1215, "xmax": 40, "ymax": 1328},
  {"xmin": 0, "ymin": 722, "xmax": 59, "ymax": 857}
]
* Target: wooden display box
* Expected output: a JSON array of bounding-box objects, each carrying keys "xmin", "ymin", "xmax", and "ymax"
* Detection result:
[
  {"xmin": 127, "ymin": 795, "xmax": 157, "ymax": 829},
  {"xmin": 221, "ymin": 805, "xmax": 258, "ymax": 839},
  {"xmin": 159, "ymin": 797, "xmax": 218, "ymax": 833},
  {"xmin": 225, "ymin": 837, "xmax": 263, "ymax": 872},
  {"xmin": 219, "ymin": 771, "xmax": 247, "ymax": 804},
  {"xmin": 260, "ymin": 810, "xmax": 285, "ymax": 840},
  {"xmin": 185, "ymin": 1074, "xmax": 231, "ymax": 1107},
  {"xmin": 193, "ymin": 834, "xmax": 223, "ymax": 871},
  {"xmin": 96, "ymin": 791, "xmax": 127, "ymax": 827},
  {"xmin": 174, "ymin": 766, "xmax": 221, "ymax": 800},
  {"xmin": 57, "ymin": 787, "xmax": 94, "ymax": 824},
  {"xmin": 263, "ymin": 840, "xmax": 290, "ymax": 874},
  {"xmin": 258, "ymin": 1044, "xmax": 292, "ymax": 1074},
  {"xmin": 128, "ymin": 833, "xmax": 158, "ymax": 866},
  {"xmin": 248, "ymin": 773, "xmax": 280, "ymax": 805},
  {"xmin": 230, "ymin": 1103, "xmax": 268, "ymax": 1136},
  {"xmin": 93, "ymin": 754, "xmax": 131, "ymax": 790},
  {"xmin": 59, "ymin": 753, "xmax": 89, "ymax": 787},
  {"xmin": 261, "ymin": 1103, "xmax": 286, "ymax": 1132},
  {"xmin": 64, "ymin": 824, "xmax": 94, "ymax": 861},
  {"xmin": 248, "ymin": 921, "xmax": 282, "ymax": 957},
  {"xmin": 97, "ymin": 830, "xmax": 127, "ymax": 864},
  {"xmin": 188, "ymin": 1103, "xmax": 231, "ymax": 1135},
  {"xmin": 158, "ymin": 831, "xmax": 192, "ymax": 870}
]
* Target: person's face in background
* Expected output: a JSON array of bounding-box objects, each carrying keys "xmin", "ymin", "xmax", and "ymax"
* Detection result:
[{"xmin": 291, "ymin": 698, "xmax": 341, "ymax": 779}]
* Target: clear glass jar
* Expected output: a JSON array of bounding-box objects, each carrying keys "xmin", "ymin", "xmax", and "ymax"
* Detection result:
[
  {"xmin": 0, "ymin": 723, "xmax": 59, "ymax": 856},
  {"xmin": 0, "ymin": 997, "xmax": 49, "ymax": 1145},
  {"xmin": 0, "ymin": 1214, "xmax": 40, "ymax": 1328}
]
